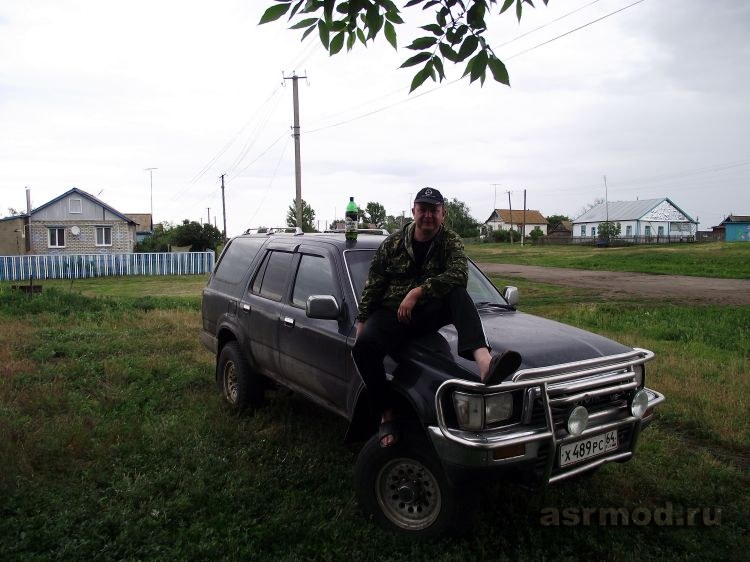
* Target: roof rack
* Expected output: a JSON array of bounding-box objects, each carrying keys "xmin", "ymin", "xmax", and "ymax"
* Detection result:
[
  {"xmin": 323, "ymin": 228, "xmax": 390, "ymax": 236},
  {"xmin": 243, "ymin": 226, "xmax": 304, "ymax": 236}
]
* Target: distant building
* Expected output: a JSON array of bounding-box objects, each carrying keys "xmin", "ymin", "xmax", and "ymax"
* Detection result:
[
  {"xmin": 547, "ymin": 220, "xmax": 573, "ymax": 240},
  {"xmin": 0, "ymin": 187, "xmax": 139, "ymax": 255},
  {"xmin": 484, "ymin": 209, "xmax": 549, "ymax": 237},
  {"xmin": 572, "ymin": 198, "xmax": 697, "ymax": 240},
  {"xmin": 125, "ymin": 213, "xmax": 154, "ymax": 242},
  {"xmin": 720, "ymin": 215, "xmax": 750, "ymax": 242}
]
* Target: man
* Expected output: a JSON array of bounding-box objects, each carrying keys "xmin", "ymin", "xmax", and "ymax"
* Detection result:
[{"xmin": 352, "ymin": 187, "xmax": 521, "ymax": 448}]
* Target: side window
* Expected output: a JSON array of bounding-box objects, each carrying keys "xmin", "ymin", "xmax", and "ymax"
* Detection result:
[
  {"xmin": 291, "ymin": 255, "xmax": 335, "ymax": 308},
  {"xmin": 214, "ymin": 237, "xmax": 264, "ymax": 284},
  {"xmin": 251, "ymin": 251, "xmax": 293, "ymax": 301}
]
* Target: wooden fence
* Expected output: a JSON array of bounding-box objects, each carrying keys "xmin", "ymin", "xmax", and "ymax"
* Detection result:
[{"xmin": 0, "ymin": 252, "xmax": 214, "ymax": 282}]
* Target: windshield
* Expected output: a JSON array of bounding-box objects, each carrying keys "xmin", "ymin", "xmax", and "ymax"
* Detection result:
[{"xmin": 343, "ymin": 249, "xmax": 507, "ymax": 306}]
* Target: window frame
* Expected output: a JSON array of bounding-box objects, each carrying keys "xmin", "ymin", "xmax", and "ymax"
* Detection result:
[
  {"xmin": 69, "ymin": 198, "xmax": 82, "ymax": 214},
  {"xmin": 48, "ymin": 227, "xmax": 65, "ymax": 248},
  {"xmin": 250, "ymin": 250, "xmax": 294, "ymax": 302},
  {"xmin": 290, "ymin": 253, "xmax": 336, "ymax": 310},
  {"xmin": 95, "ymin": 225, "xmax": 112, "ymax": 246}
]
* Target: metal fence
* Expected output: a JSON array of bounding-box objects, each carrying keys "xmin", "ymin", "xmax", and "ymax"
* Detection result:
[{"xmin": 0, "ymin": 252, "xmax": 214, "ymax": 282}]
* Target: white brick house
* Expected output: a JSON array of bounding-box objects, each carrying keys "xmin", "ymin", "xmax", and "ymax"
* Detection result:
[
  {"xmin": 572, "ymin": 198, "xmax": 697, "ymax": 240},
  {"xmin": 25, "ymin": 188, "xmax": 137, "ymax": 255}
]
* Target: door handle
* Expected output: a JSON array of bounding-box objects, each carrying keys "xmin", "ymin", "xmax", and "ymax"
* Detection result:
[
  {"xmin": 283, "ymin": 317, "xmax": 295, "ymax": 327},
  {"xmin": 241, "ymin": 304, "xmax": 250, "ymax": 312}
]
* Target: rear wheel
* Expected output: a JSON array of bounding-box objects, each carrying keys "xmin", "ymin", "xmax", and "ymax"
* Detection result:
[
  {"xmin": 217, "ymin": 342, "xmax": 264, "ymax": 412},
  {"xmin": 354, "ymin": 428, "xmax": 474, "ymax": 537}
]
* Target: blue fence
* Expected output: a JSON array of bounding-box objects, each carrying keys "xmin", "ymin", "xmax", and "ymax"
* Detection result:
[{"xmin": 0, "ymin": 252, "xmax": 215, "ymax": 282}]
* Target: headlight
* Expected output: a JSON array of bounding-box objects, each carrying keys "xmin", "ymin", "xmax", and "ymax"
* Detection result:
[
  {"xmin": 567, "ymin": 406, "xmax": 589, "ymax": 435},
  {"xmin": 633, "ymin": 364, "xmax": 645, "ymax": 388},
  {"xmin": 485, "ymin": 392, "xmax": 514, "ymax": 424},
  {"xmin": 453, "ymin": 392, "xmax": 484, "ymax": 430},
  {"xmin": 630, "ymin": 389, "xmax": 649, "ymax": 418}
]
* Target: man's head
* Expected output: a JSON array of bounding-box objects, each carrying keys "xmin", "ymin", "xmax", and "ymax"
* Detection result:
[{"xmin": 412, "ymin": 187, "xmax": 446, "ymax": 240}]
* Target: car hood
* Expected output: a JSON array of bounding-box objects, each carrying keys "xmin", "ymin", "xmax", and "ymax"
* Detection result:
[{"xmin": 402, "ymin": 308, "xmax": 632, "ymax": 382}]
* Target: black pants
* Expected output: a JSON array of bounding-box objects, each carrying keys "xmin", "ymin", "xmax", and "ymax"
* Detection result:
[{"xmin": 351, "ymin": 287, "xmax": 488, "ymax": 415}]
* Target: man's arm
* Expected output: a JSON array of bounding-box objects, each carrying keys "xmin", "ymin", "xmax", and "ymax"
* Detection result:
[{"xmin": 420, "ymin": 229, "xmax": 468, "ymax": 299}]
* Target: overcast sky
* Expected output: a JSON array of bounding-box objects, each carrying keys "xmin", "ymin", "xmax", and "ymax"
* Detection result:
[{"xmin": 1, "ymin": 0, "xmax": 748, "ymax": 235}]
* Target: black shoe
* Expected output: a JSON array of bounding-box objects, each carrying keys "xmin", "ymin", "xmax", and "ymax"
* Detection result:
[{"xmin": 485, "ymin": 350, "xmax": 523, "ymax": 385}]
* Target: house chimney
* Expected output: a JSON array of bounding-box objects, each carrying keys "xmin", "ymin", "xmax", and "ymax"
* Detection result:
[{"xmin": 25, "ymin": 187, "xmax": 32, "ymax": 215}]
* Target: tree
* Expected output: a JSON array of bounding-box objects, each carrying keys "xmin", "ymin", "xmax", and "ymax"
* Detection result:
[
  {"xmin": 286, "ymin": 198, "xmax": 317, "ymax": 232},
  {"xmin": 546, "ymin": 214, "xmax": 570, "ymax": 229},
  {"xmin": 529, "ymin": 226, "xmax": 544, "ymax": 241},
  {"xmin": 597, "ymin": 221, "xmax": 621, "ymax": 242},
  {"xmin": 260, "ymin": 0, "xmax": 550, "ymax": 93},
  {"xmin": 134, "ymin": 220, "xmax": 223, "ymax": 252},
  {"xmin": 444, "ymin": 198, "xmax": 479, "ymax": 238},
  {"xmin": 577, "ymin": 197, "xmax": 605, "ymax": 218},
  {"xmin": 364, "ymin": 201, "xmax": 387, "ymax": 226}
]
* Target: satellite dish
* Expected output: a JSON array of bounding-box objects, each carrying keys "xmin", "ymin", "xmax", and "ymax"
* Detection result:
[{"xmin": 70, "ymin": 226, "xmax": 81, "ymax": 236}]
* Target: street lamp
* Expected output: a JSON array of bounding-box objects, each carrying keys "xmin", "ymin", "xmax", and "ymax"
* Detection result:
[{"xmin": 144, "ymin": 167, "xmax": 157, "ymax": 229}]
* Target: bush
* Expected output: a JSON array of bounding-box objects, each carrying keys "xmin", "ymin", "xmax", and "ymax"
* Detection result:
[{"xmin": 490, "ymin": 229, "xmax": 511, "ymax": 243}]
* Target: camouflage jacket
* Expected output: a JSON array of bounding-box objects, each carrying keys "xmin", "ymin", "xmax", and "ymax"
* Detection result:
[{"xmin": 356, "ymin": 222, "xmax": 468, "ymax": 322}]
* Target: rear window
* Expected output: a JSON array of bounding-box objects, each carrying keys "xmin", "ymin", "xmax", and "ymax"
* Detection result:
[{"xmin": 213, "ymin": 237, "xmax": 264, "ymax": 284}]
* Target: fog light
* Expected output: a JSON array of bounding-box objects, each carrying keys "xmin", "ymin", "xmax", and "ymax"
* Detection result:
[
  {"xmin": 453, "ymin": 392, "xmax": 484, "ymax": 430},
  {"xmin": 567, "ymin": 406, "xmax": 589, "ymax": 435},
  {"xmin": 630, "ymin": 389, "xmax": 649, "ymax": 418},
  {"xmin": 633, "ymin": 364, "xmax": 644, "ymax": 387}
]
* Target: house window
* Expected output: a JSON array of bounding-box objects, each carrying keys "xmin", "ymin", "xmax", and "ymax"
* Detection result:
[
  {"xmin": 591, "ymin": 227, "xmax": 596, "ymax": 238},
  {"xmin": 96, "ymin": 226, "xmax": 112, "ymax": 246},
  {"xmin": 69, "ymin": 198, "xmax": 82, "ymax": 214},
  {"xmin": 48, "ymin": 227, "xmax": 65, "ymax": 248},
  {"xmin": 645, "ymin": 226, "xmax": 652, "ymax": 237},
  {"xmin": 658, "ymin": 226, "xmax": 665, "ymax": 236},
  {"xmin": 626, "ymin": 225, "xmax": 632, "ymax": 236},
  {"xmin": 581, "ymin": 225, "xmax": 587, "ymax": 236}
]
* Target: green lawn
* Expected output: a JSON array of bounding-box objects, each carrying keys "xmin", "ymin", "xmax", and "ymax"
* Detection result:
[
  {"xmin": 0, "ymin": 277, "xmax": 748, "ymax": 560},
  {"xmin": 467, "ymin": 241, "xmax": 750, "ymax": 279}
]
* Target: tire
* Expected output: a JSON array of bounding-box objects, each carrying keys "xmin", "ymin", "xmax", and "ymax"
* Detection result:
[
  {"xmin": 353, "ymin": 428, "xmax": 473, "ymax": 537},
  {"xmin": 216, "ymin": 341, "xmax": 264, "ymax": 412}
]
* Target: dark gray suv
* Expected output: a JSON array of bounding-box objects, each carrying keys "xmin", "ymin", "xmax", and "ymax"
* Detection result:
[{"xmin": 200, "ymin": 230, "xmax": 665, "ymax": 536}]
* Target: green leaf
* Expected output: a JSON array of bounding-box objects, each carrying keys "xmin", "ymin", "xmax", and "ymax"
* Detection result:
[
  {"xmin": 469, "ymin": 50, "xmax": 488, "ymax": 83},
  {"xmin": 488, "ymin": 56, "xmax": 510, "ymax": 86},
  {"xmin": 436, "ymin": 6, "xmax": 448, "ymax": 27},
  {"xmin": 516, "ymin": 0, "xmax": 523, "ymax": 22},
  {"xmin": 289, "ymin": 17, "xmax": 318, "ymax": 29},
  {"xmin": 323, "ymin": 0, "xmax": 334, "ymax": 23},
  {"xmin": 318, "ymin": 20, "xmax": 330, "ymax": 49},
  {"xmin": 330, "ymin": 19, "xmax": 347, "ymax": 32},
  {"xmin": 499, "ymin": 0, "xmax": 514, "ymax": 14},
  {"xmin": 432, "ymin": 55, "xmax": 445, "ymax": 81},
  {"xmin": 406, "ymin": 36, "xmax": 438, "ymax": 50},
  {"xmin": 259, "ymin": 3, "xmax": 291, "ymax": 25},
  {"xmin": 385, "ymin": 11, "xmax": 404, "ymax": 24},
  {"xmin": 384, "ymin": 21, "xmax": 397, "ymax": 49},
  {"xmin": 346, "ymin": 31, "xmax": 356, "ymax": 51},
  {"xmin": 289, "ymin": 0, "xmax": 305, "ymax": 20},
  {"xmin": 329, "ymin": 31, "xmax": 345, "ymax": 54},
  {"xmin": 456, "ymin": 34, "xmax": 479, "ymax": 62},
  {"xmin": 357, "ymin": 27, "xmax": 367, "ymax": 45},
  {"xmin": 421, "ymin": 23, "xmax": 443, "ymax": 36},
  {"xmin": 301, "ymin": 23, "xmax": 317, "ymax": 41},
  {"xmin": 409, "ymin": 61, "xmax": 434, "ymax": 93},
  {"xmin": 400, "ymin": 51, "xmax": 431, "ymax": 68},
  {"xmin": 404, "ymin": 0, "xmax": 425, "ymax": 7},
  {"xmin": 467, "ymin": 1, "xmax": 486, "ymax": 29},
  {"xmin": 439, "ymin": 42, "xmax": 459, "ymax": 62}
]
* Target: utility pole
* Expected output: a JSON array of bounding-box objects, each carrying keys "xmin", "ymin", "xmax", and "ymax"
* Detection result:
[
  {"xmin": 603, "ymin": 175, "xmax": 609, "ymax": 223},
  {"xmin": 283, "ymin": 71, "xmax": 307, "ymax": 229},
  {"xmin": 220, "ymin": 174, "xmax": 227, "ymax": 243},
  {"xmin": 144, "ymin": 167, "xmax": 157, "ymax": 230},
  {"xmin": 522, "ymin": 189, "xmax": 527, "ymax": 247},
  {"xmin": 207, "ymin": 207, "xmax": 211, "ymax": 225},
  {"xmin": 507, "ymin": 190, "xmax": 514, "ymax": 244}
]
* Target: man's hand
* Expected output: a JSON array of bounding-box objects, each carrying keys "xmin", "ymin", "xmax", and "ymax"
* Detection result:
[
  {"xmin": 397, "ymin": 287, "xmax": 423, "ymax": 324},
  {"xmin": 355, "ymin": 321, "xmax": 365, "ymax": 339}
]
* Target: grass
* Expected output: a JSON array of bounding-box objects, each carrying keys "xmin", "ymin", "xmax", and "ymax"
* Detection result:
[
  {"xmin": 467, "ymin": 241, "xmax": 750, "ymax": 279},
  {"xmin": 1, "ymin": 276, "xmax": 748, "ymax": 560}
]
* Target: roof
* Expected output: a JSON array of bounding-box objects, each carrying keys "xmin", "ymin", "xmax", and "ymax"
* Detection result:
[
  {"xmin": 573, "ymin": 198, "xmax": 697, "ymax": 223},
  {"xmin": 125, "ymin": 213, "xmax": 153, "ymax": 231},
  {"xmin": 0, "ymin": 214, "xmax": 28, "ymax": 222},
  {"xmin": 720, "ymin": 214, "xmax": 750, "ymax": 224},
  {"xmin": 485, "ymin": 209, "xmax": 548, "ymax": 225},
  {"xmin": 30, "ymin": 187, "xmax": 136, "ymax": 224}
]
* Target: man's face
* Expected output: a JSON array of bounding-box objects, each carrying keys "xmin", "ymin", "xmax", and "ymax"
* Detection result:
[{"xmin": 412, "ymin": 202, "xmax": 445, "ymax": 237}]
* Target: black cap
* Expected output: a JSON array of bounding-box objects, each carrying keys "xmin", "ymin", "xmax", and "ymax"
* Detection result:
[{"xmin": 413, "ymin": 187, "xmax": 444, "ymax": 206}]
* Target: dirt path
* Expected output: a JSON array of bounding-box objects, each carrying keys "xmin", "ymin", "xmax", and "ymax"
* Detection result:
[{"xmin": 478, "ymin": 263, "xmax": 750, "ymax": 306}]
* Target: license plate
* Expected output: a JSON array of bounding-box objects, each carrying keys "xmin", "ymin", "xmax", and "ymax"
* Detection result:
[{"xmin": 559, "ymin": 430, "xmax": 618, "ymax": 467}]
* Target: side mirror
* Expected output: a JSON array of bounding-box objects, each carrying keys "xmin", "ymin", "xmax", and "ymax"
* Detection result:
[
  {"xmin": 503, "ymin": 286, "xmax": 519, "ymax": 307},
  {"xmin": 306, "ymin": 295, "xmax": 340, "ymax": 320}
]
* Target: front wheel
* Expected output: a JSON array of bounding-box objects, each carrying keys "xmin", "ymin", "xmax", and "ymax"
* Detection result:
[
  {"xmin": 353, "ymin": 428, "xmax": 474, "ymax": 537},
  {"xmin": 216, "ymin": 341, "xmax": 264, "ymax": 412}
]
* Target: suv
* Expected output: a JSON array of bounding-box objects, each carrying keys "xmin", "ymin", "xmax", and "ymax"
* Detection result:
[{"xmin": 200, "ymin": 230, "xmax": 665, "ymax": 536}]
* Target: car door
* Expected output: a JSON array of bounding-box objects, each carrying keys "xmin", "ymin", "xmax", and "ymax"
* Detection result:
[
  {"xmin": 240, "ymin": 248, "xmax": 295, "ymax": 378},
  {"xmin": 278, "ymin": 244, "xmax": 351, "ymax": 416}
]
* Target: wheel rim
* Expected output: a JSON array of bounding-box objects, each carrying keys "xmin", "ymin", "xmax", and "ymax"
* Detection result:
[
  {"xmin": 375, "ymin": 457, "xmax": 442, "ymax": 531},
  {"xmin": 223, "ymin": 360, "xmax": 238, "ymax": 404}
]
